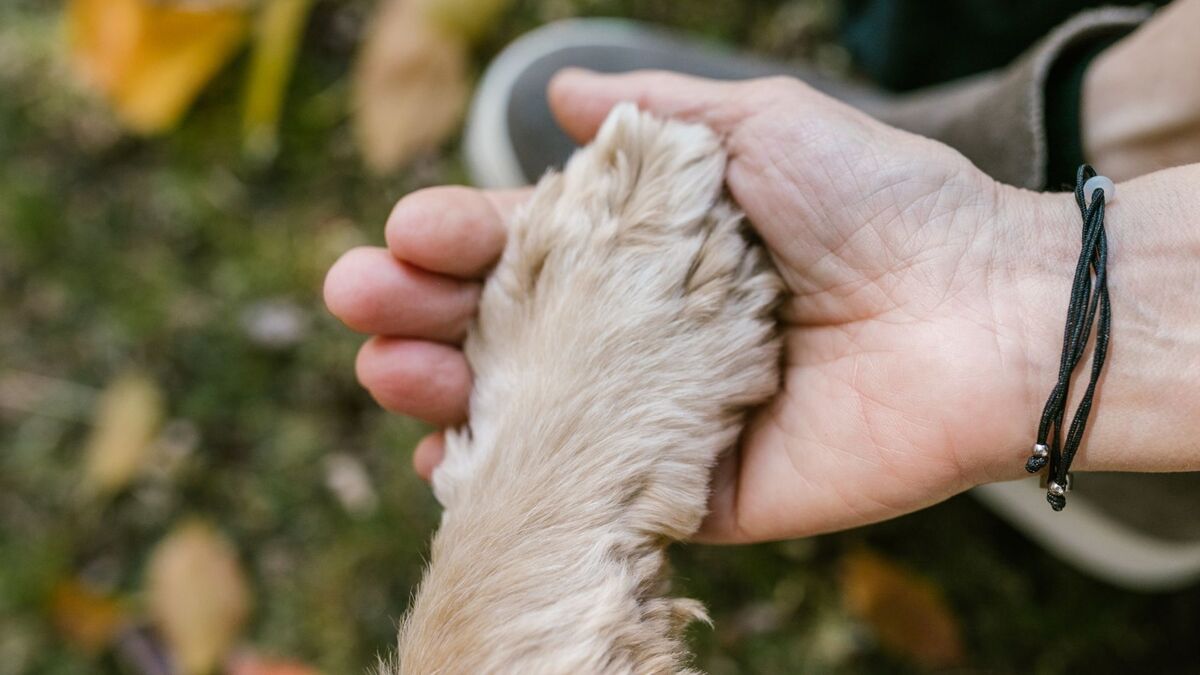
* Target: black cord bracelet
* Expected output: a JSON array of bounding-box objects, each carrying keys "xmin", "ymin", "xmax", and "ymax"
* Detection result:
[{"xmin": 1024, "ymin": 164, "xmax": 1113, "ymax": 511}]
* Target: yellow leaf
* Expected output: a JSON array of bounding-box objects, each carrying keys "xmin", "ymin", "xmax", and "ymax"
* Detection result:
[
  {"xmin": 67, "ymin": 0, "xmax": 250, "ymax": 134},
  {"xmin": 49, "ymin": 579, "xmax": 129, "ymax": 654},
  {"xmin": 242, "ymin": 0, "xmax": 314, "ymax": 162},
  {"xmin": 227, "ymin": 651, "xmax": 321, "ymax": 675},
  {"xmin": 839, "ymin": 549, "xmax": 966, "ymax": 669},
  {"xmin": 147, "ymin": 521, "xmax": 251, "ymax": 675},
  {"xmin": 352, "ymin": 0, "xmax": 470, "ymax": 174},
  {"xmin": 81, "ymin": 372, "xmax": 164, "ymax": 496},
  {"xmin": 417, "ymin": 0, "xmax": 515, "ymax": 43}
]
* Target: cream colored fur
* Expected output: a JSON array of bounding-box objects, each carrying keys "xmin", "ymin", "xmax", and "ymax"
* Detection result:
[{"xmin": 389, "ymin": 104, "xmax": 783, "ymax": 674}]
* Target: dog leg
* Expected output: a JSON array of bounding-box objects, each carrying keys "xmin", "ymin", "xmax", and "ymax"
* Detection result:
[{"xmin": 393, "ymin": 103, "xmax": 783, "ymax": 675}]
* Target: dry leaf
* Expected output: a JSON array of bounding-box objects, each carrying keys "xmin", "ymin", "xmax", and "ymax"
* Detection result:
[
  {"xmin": 0, "ymin": 370, "xmax": 96, "ymax": 421},
  {"xmin": 242, "ymin": 0, "xmax": 314, "ymax": 161},
  {"xmin": 50, "ymin": 579, "xmax": 129, "ymax": 653},
  {"xmin": 417, "ymin": 0, "xmax": 515, "ymax": 43},
  {"xmin": 67, "ymin": 0, "xmax": 250, "ymax": 134},
  {"xmin": 81, "ymin": 371, "xmax": 164, "ymax": 495},
  {"xmin": 227, "ymin": 651, "xmax": 321, "ymax": 675},
  {"xmin": 147, "ymin": 521, "xmax": 251, "ymax": 675},
  {"xmin": 839, "ymin": 548, "xmax": 965, "ymax": 669},
  {"xmin": 352, "ymin": 0, "xmax": 470, "ymax": 173}
]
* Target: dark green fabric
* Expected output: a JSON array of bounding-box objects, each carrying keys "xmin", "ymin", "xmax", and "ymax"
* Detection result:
[
  {"xmin": 840, "ymin": 0, "xmax": 1167, "ymax": 92},
  {"xmin": 1043, "ymin": 31, "xmax": 1131, "ymax": 190}
]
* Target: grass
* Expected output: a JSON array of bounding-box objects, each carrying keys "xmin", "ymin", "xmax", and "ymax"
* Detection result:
[{"xmin": 1, "ymin": 1, "xmax": 1197, "ymax": 673}]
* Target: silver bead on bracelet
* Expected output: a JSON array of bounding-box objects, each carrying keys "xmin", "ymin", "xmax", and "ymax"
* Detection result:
[{"xmin": 1024, "ymin": 443, "xmax": 1050, "ymax": 473}]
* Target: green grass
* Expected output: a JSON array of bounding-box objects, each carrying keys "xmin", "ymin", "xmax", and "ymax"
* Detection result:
[{"xmin": 1, "ymin": 1, "xmax": 1197, "ymax": 673}]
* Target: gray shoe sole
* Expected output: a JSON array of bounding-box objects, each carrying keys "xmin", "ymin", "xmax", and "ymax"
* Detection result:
[
  {"xmin": 465, "ymin": 18, "xmax": 878, "ymax": 188},
  {"xmin": 976, "ymin": 474, "xmax": 1200, "ymax": 590}
]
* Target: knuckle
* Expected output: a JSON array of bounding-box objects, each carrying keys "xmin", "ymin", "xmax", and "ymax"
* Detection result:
[{"xmin": 745, "ymin": 76, "xmax": 809, "ymax": 109}]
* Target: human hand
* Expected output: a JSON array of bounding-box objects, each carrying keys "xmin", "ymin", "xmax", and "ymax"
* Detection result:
[{"xmin": 326, "ymin": 69, "xmax": 1079, "ymax": 542}]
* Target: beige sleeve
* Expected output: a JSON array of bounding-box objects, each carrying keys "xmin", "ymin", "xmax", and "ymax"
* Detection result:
[{"xmin": 865, "ymin": 7, "xmax": 1150, "ymax": 190}]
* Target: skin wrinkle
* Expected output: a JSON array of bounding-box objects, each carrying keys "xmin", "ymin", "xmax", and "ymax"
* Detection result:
[
  {"xmin": 848, "ymin": 352, "xmax": 887, "ymax": 474},
  {"xmin": 757, "ymin": 138, "xmax": 827, "ymax": 225},
  {"xmin": 788, "ymin": 278, "xmax": 883, "ymax": 325},
  {"xmin": 772, "ymin": 379, "xmax": 884, "ymax": 528},
  {"xmin": 808, "ymin": 365, "xmax": 878, "ymax": 473},
  {"xmin": 735, "ymin": 120, "xmax": 830, "ymax": 237},
  {"xmin": 816, "ymin": 220, "xmax": 913, "ymax": 314},
  {"xmin": 927, "ymin": 241, "xmax": 987, "ymax": 318},
  {"xmin": 835, "ymin": 145, "xmax": 871, "ymax": 217},
  {"xmin": 939, "ymin": 418, "xmax": 973, "ymax": 494},
  {"xmin": 782, "ymin": 276, "xmax": 985, "ymax": 513},
  {"xmin": 854, "ymin": 171, "xmax": 1003, "ymax": 345},
  {"xmin": 868, "ymin": 267, "xmax": 909, "ymax": 322},
  {"xmin": 988, "ymin": 281, "xmax": 1036, "ymax": 480},
  {"xmin": 742, "ymin": 392, "xmax": 809, "ymax": 536},
  {"xmin": 816, "ymin": 428, "xmax": 909, "ymax": 522},
  {"xmin": 996, "ymin": 190, "xmax": 1062, "ymax": 477},
  {"xmin": 784, "ymin": 325, "xmax": 849, "ymax": 368},
  {"xmin": 845, "ymin": 171, "xmax": 921, "ymax": 217},
  {"xmin": 846, "ymin": 356, "xmax": 946, "ymax": 482}
]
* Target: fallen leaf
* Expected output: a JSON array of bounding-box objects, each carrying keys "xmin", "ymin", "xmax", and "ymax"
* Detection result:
[
  {"xmin": 81, "ymin": 371, "xmax": 164, "ymax": 495},
  {"xmin": 323, "ymin": 452, "xmax": 378, "ymax": 516},
  {"xmin": 147, "ymin": 521, "xmax": 251, "ymax": 675},
  {"xmin": 351, "ymin": 0, "xmax": 470, "ymax": 174},
  {"xmin": 418, "ymin": 0, "xmax": 515, "ymax": 43},
  {"xmin": 238, "ymin": 298, "xmax": 310, "ymax": 350},
  {"xmin": 0, "ymin": 370, "xmax": 96, "ymax": 421},
  {"xmin": 242, "ymin": 0, "xmax": 314, "ymax": 162},
  {"xmin": 50, "ymin": 579, "xmax": 129, "ymax": 653},
  {"xmin": 67, "ymin": 0, "xmax": 250, "ymax": 134},
  {"xmin": 112, "ymin": 626, "xmax": 175, "ymax": 675},
  {"xmin": 227, "ymin": 650, "xmax": 320, "ymax": 675},
  {"xmin": 839, "ymin": 548, "xmax": 965, "ymax": 669}
]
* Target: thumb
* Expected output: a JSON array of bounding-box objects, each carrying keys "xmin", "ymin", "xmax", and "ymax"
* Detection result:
[{"xmin": 547, "ymin": 68, "xmax": 758, "ymax": 143}]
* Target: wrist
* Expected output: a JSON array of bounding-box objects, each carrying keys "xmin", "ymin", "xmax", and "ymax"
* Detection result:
[
  {"xmin": 970, "ymin": 185, "xmax": 1080, "ymax": 484},
  {"xmin": 991, "ymin": 167, "xmax": 1200, "ymax": 479}
]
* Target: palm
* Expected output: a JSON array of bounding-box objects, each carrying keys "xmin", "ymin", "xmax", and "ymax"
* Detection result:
[{"xmin": 700, "ymin": 103, "xmax": 1033, "ymax": 541}]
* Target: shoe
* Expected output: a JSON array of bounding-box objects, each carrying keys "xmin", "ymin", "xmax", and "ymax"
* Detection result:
[
  {"xmin": 976, "ymin": 473, "xmax": 1200, "ymax": 590},
  {"xmin": 462, "ymin": 17, "xmax": 1200, "ymax": 590},
  {"xmin": 464, "ymin": 18, "xmax": 879, "ymax": 188}
]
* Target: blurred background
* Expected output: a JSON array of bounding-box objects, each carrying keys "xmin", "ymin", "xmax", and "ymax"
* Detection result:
[{"xmin": 1, "ymin": 1, "xmax": 1198, "ymax": 673}]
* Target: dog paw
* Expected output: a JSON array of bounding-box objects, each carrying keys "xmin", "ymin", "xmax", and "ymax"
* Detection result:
[{"xmin": 433, "ymin": 103, "xmax": 782, "ymax": 537}]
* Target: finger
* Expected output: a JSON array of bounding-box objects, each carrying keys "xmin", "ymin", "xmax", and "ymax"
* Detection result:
[
  {"xmin": 547, "ymin": 68, "xmax": 764, "ymax": 144},
  {"xmin": 386, "ymin": 186, "xmax": 528, "ymax": 279},
  {"xmin": 356, "ymin": 337, "xmax": 471, "ymax": 426},
  {"xmin": 413, "ymin": 431, "xmax": 445, "ymax": 482},
  {"xmin": 324, "ymin": 246, "xmax": 479, "ymax": 341}
]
